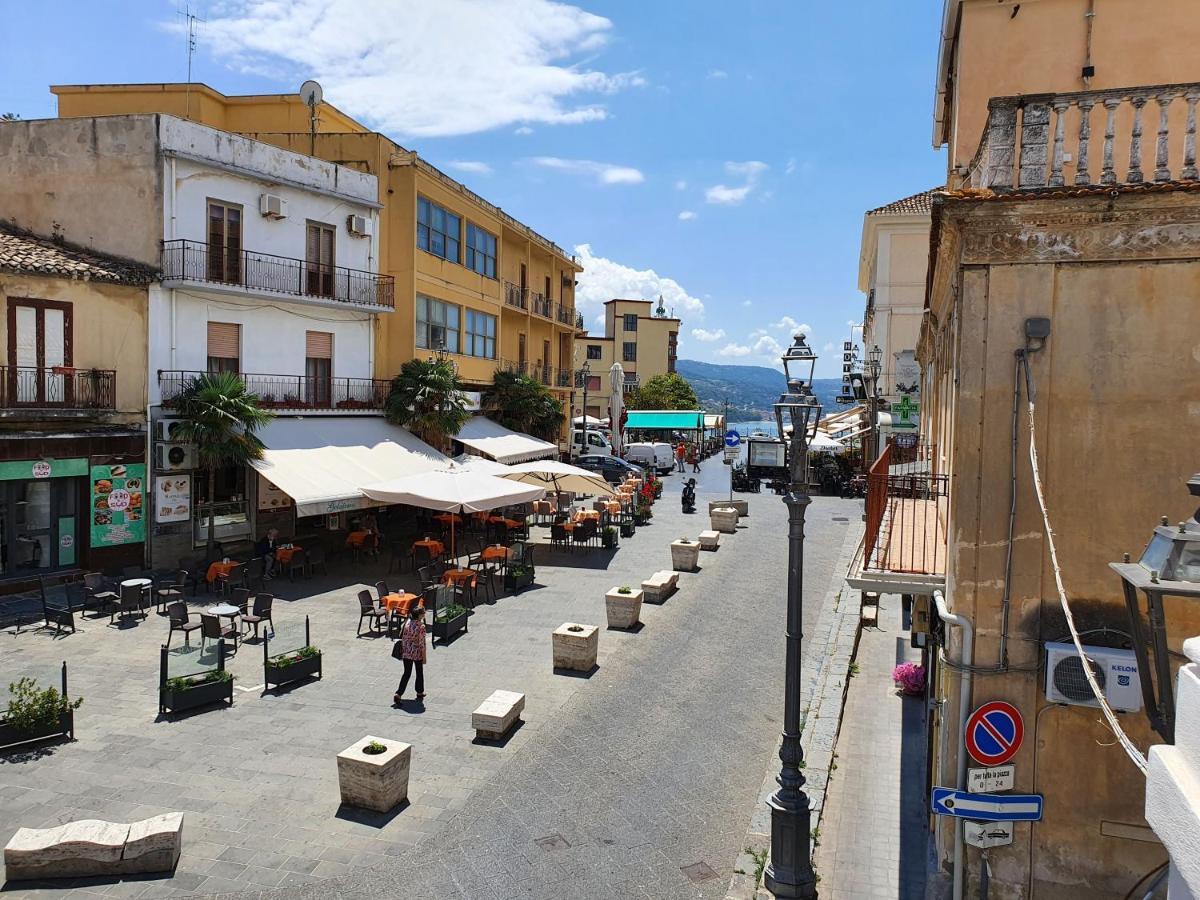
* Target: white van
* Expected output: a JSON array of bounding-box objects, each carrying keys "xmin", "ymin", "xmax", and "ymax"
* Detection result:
[
  {"xmin": 572, "ymin": 428, "xmax": 613, "ymax": 457},
  {"xmin": 625, "ymin": 442, "xmax": 674, "ymax": 475}
]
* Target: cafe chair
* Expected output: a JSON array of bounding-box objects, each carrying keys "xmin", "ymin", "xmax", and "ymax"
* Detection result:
[
  {"xmin": 240, "ymin": 593, "xmax": 273, "ymax": 640},
  {"xmin": 243, "ymin": 557, "xmax": 266, "ymax": 592},
  {"xmin": 166, "ymin": 602, "xmax": 201, "ymax": 647},
  {"xmin": 200, "ymin": 613, "xmax": 238, "ymax": 651},
  {"xmin": 155, "ymin": 570, "xmax": 187, "ymax": 615},
  {"xmin": 285, "ymin": 548, "xmax": 308, "ymax": 581},
  {"xmin": 82, "ymin": 572, "xmax": 119, "ymax": 617},
  {"xmin": 307, "ymin": 545, "xmax": 329, "ymax": 577},
  {"xmin": 109, "ymin": 583, "xmax": 148, "ymax": 626},
  {"xmin": 417, "ymin": 565, "xmax": 439, "ymax": 594},
  {"xmin": 374, "ymin": 580, "xmax": 390, "ymax": 601},
  {"xmin": 356, "ymin": 589, "xmax": 387, "ymax": 636}
]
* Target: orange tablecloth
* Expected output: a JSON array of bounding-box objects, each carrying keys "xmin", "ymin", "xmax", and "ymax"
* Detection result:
[
  {"xmin": 574, "ymin": 511, "xmax": 601, "ymax": 523},
  {"xmin": 603, "ymin": 501, "xmax": 621, "ymax": 515},
  {"xmin": 481, "ymin": 546, "xmax": 511, "ymax": 562},
  {"xmin": 532, "ymin": 500, "xmax": 555, "ymax": 515},
  {"xmin": 275, "ymin": 547, "xmax": 301, "ymax": 564},
  {"xmin": 345, "ymin": 531, "xmax": 376, "ymax": 548},
  {"xmin": 618, "ymin": 485, "xmax": 635, "ymax": 495},
  {"xmin": 433, "ymin": 513, "xmax": 462, "ymax": 525},
  {"xmin": 441, "ymin": 568, "xmax": 477, "ymax": 588},
  {"xmin": 383, "ymin": 592, "xmax": 422, "ymax": 614},
  {"xmin": 413, "ymin": 539, "xmax": 445, "ymax": 557},
  {"xmin": 206, "ymin": 561, "xmax": 239, "ymax": 583},
  {"xmin": 488, "ymin": 516, "xmax": 522, "ymax": 529}
]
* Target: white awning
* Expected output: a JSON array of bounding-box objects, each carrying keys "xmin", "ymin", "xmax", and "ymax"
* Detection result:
[
  {"xmin": 455, "ymin": 416, "xmax": 558, "ymax": 464},
  {"xmin": 251, "ymin": 417, "xmax": 449, "ymax": 518},
  {"xmin": 704, "ymin": 414, "xmax": 724, "ymax": 430}
]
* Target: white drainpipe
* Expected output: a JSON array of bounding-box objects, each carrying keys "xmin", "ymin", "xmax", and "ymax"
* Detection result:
[{"xmin": 934, "ymin": 588, "xmax": 973, "ymax": 900}]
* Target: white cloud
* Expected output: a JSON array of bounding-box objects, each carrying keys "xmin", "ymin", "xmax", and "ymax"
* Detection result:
[
  {"xmin": 707, "ymin": 69, "xmax": 728, "ymax": 80},
  {"xmin": 823, "ymin": 342, "xmax": 835, "ymax": 352},
  {"xmin": 674, "ymin": 179, "xmax": 687, "ymax": 191},
  {"xmin": 741, "ymin": 299, "xmax": 753, "ymax": 308},
  {"xmin": 677, "ymin": 210, "xmax": 697, "ymax": 221},
  {"xmin": 772, "ymin": 316, "xmax": 811, "ymax": 334},
  {"xmin": 186, "ymin": 0, "xmax": 646, "ymax": 138},
  {"xmin": 514, "ymin": 126, "xmax": 534, "ymax": 135},
  {"xmin": 718, "ymin": 343, "xmax": 752, "ymax": 358},
  {"xmin": 705, "ymin": 160, "xmax": 769, "ymax": 205},
  {"xmin": 531, "ymin": 157, "xmax": 644, "ymax": 184},
  {"xmin": 446, "ymin": 160, "xmax": 493, "ymax": 175},
  {"xmin": 785, "ymin": 157, "xmax": 797, "ymax": 175},
  {"xmin": 691, "ymin": 328, "xmax": 725, "ymax": 342},
  {"xmin": 753, "ymin": 334, "xmax": 784, "ymax": 356},
  {"xmin": 574, "ymin": 244, "xmax": 705, "ymax": 320}
]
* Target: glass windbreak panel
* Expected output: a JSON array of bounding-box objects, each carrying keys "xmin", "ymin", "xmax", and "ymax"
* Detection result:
[
  {"xmin": 14, "ymin": 480, "xmax": 51, "ymax": 571},
  {"xmin": 164, "ymin": 642, "xmax": 222, "ymax": 681},
  {"xmin": 267, "ymin": 617, "xmax": 310, "ymax": 657},
  {"xmin": 1139, "ymin": 532, "xmax": 1173, "ymax": 576},
  {"xmin": 432, "ymin": 584, "xmax": 460, "ymax": 620},
  {"xmin": 0, "ymin": 660, "xmax": 69, "ymax": 708}
]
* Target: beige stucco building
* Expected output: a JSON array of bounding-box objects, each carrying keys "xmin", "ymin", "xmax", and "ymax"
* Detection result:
[{"xmin": 574, "ymin": 298, "xmax": 679, "ymax": 419}]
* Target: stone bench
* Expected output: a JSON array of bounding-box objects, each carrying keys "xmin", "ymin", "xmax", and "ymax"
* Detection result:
[
  {"xmin": 699, "ymin": 530, "xmax": 720, "ymax": 551},
  {"xmin": 641, "ymin": 570, "xmax": 678, "ymax": 603},
  {"xmin": 4, "ymin": 813, "xmax": 183, "ymax": 882},
  {"xmin": 473, "ymin": 689, "xmax": 526, "ymax": 740}
]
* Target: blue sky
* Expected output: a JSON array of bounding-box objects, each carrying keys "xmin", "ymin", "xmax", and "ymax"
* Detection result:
[{"xmin": 0, "ymin": 0, "xmax": 946, "ymax": 378}]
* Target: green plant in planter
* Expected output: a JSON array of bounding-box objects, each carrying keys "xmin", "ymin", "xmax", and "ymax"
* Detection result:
[
  {"xmin": 165, "ymin": 670, "xmax": 233, "ymax": 693},
  {"xmin": 363, "ymin": 740, "xmax": 387, "ymax": 755},
  {"xmin": 435, "ymin": 603, "xmax": 468, "ymax": 622},
  {"xmin": 617, "ymin": 586, "xmax": 632, "ymax": 594},
  {"xmin": 269, "ymin": 646, "xmax": 321, "ymax": 668},
  {"xmin": 5, "ymin": 678, "xmax": 82, "ymax": 736},
  {"xmin": 508, "ymin": 565, "xmax": 533, "ymax": 578}
]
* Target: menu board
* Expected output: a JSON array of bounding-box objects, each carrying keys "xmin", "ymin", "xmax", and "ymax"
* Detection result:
[
  {"xmin": 155, "ymin": 475, "xmax": 192, "ymax": 524},
  {"xmin": 90, "ymin": 463, "xmax": 147, "ymax": 547}
]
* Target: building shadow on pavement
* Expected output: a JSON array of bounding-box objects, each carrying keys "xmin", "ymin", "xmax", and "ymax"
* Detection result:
[{"xmin": 897, "ymin": 635, "xmax": 931, "ymax": 899}]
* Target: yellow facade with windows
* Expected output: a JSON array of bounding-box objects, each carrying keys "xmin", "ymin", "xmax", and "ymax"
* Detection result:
[
  {"xmin": 574, "ymin": 299, "xmax": 680, "ymax": 416},
  {"xmin": 52, "ymin": 83, "xmax": 582, "ymax": 435}
]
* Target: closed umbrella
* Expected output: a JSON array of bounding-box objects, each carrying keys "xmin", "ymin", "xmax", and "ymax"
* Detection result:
[
  {"xmin": 609, "ymin": 362, "xmax": 624, "ymax": 456},
  {"xmin": 363, "ymin": 469, "xmax": 545, "ymax": 561}
]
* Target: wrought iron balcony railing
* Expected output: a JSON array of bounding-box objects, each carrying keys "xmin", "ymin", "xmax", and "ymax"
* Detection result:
[
  {"xmin": 504, "ymin": 282, "xmax": 528, "ymax": 310},
  {"xmin": 530, "ymin": 292, "xmax": 553, "ymax": 319},
  {"xmin": 555, "ymin": 303, "xmax": 576, "ymax": 325},
  {"xmin": 159, "ymin": 370, "xmax": 392, "ymax": 411},
  {"xmin": 161, "ymin": 240, "xmax": 395, "ymax": 308},
  {"xmin": 965, "ymin": 82, "xmax": 1200, "ymax": 191},
  {"xmin": 0, "ymin": 366, "xmax": 116, "ymax": 411}
]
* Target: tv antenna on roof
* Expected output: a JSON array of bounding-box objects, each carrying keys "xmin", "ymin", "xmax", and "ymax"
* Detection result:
[
  {"xmin": 181, "ymin": 3, "xmax": 205, "ymax": 120},
  {"xmin": 299, "ymin": 80, "xmax": 323, "ymax": 156}
]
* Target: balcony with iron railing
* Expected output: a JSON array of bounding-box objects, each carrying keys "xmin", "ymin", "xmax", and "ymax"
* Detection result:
[
  {"xmin": 530, "ymin": 291, "xmax": 553, "ymax": 320},
  {"xmin": 161, "ymin": 240, "xmax": 395, "ymax": 309},
  {"xmin": 963, "ymin": 82, "xmax": 1200, "ymax": 191},
  {"xmin": 555, "ymin": 302, "xmax": 576, "ymax": 326},
  {"xmin": 848, "ymin": 441, "xmax": 947, "ymax": 594},
  {"xmin": 159, "ymin": 370, "xmax": 392, "ymax": 412},
  {"xmin": 504, "ymin": 282, "xmax": 528, "ymax": 310},
  {"xmin": 0, "ymin": 366, "xmax": 117, "ymax": 415}
]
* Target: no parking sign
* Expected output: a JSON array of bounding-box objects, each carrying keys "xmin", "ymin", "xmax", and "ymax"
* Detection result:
[{"xmin": 965, "ymin": 701, "xmax": 1024, "ymax": 767}]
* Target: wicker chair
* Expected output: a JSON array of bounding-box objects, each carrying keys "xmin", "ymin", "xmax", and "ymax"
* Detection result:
[
  {"xmin": 356, "ymin": 589, "xmax": 387, "ymax": 636},
  {"xmin": 166, "ymin": 602, "xmax": 201, "ymax": 646}
]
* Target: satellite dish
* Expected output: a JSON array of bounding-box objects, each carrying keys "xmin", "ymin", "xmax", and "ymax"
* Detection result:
[{"xmin": 299, "ymin": 80, "xmax": 323, "ymax": 107}]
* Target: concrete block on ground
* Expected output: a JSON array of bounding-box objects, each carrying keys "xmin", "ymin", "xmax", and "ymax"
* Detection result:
[
  {"xmin": 337, "ymin": 736, "xmax": 411, "ymax": 813},
  {"xmin": 552, "ymin": 622, "xmax": 599, "ymax": 671},
  {"xmin": 473, "ymin": 690, "xmax": 526, "ymax": 741},
  {"xmin": 699, "ymin": 530, "xmax": 720, "ymax": 551}
]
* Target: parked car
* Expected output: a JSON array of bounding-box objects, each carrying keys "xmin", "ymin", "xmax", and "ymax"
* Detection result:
[
  {"xmin": 574, "ymin": 454, "xmax": 645, "ymax": 485},
  {"xmin": 571, "ymin": 428, "xmax": 613, "ymax": 458},
  {"xmin": 624, "ymin": 441, "xmax": 675, "ymax": 475}
]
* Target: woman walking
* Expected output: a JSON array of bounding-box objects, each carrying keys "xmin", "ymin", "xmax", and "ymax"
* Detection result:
[{"xmin": 393, "ymin": 607, "xmax": 426, "ymax": 704}]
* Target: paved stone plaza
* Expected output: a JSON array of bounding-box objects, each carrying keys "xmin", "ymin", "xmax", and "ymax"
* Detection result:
[{"xmin": 1, "ymin": 460, "xmax": 860, "ymax": 899}]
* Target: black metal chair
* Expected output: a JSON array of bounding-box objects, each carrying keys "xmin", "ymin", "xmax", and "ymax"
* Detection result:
[
  {"xmin": 82, "ymin": 572, "xmax": 119, "ymax": 616},
  {"xmin": 155, "ymin": 570, "xmax": 187, "ymax": 614},
  {"xmin": 374, "ymin": 580, "xmax": 391, "ymax": 601},
  {"xmin": 109, "ymin": 583, "xmax": 147, "ymax": 625},
  {"xmin": 240, "ymin": 593, "xmax": 273, "ymax": 639},
  {"xmin": 166, "ymin": 602, "xmax": 201, "ymax": 646},
  {"xmin": 550, "ymin": 523, "xmax": 568, "ymax": 551},
  {"xmin": 356, "ymin": 589, "xmax": 387, "ymax": 635},
  {"xmin": 230, "ymin": 588, "xmax": 251, "ymax": 620},
  {"xmin": 243, "ymin": 557, "xmax": 266, "ymax": 592},
  {"xmin": 200, "ymin": 612, "xmax": 238, "ymax": 651},
  {"xmin": 286, "ymin": 548, "xmax": 308, "ymax": 581},
  {"xmin": 306, "ymin": 545, "xmax": 328, "ymax": 577}
]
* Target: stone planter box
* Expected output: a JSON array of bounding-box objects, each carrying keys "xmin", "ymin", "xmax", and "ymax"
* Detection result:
[
  {"xmin": 710, "ymin": 507, "xmax": 739, "ymax": 534},
  {"xmin": 710, "ymin": 499, "xmax": 749, "ymax": 517},
  {"xmin": 605, "ymin": 587, "xmax": 643, "ymax": 629},
  {"xmin": 159, "ymin": 678, "xmax": 233, "ymax": 715},
  {"xmin": 264, "ymin": 652, "xmax": 322, "ymax": 691},
  {"xmin": 0, "ymin": 711, "xmax": 73, "ymax": 753},
  {"xmin": 671, "ymin": 539, "xmax": 700, "ymax": 572},
  {"xmin": 337, "ymin": 735, "xmax": 411, "ymax": 813},
  {"xmin": 552, "ymin": 622, "xmax": 598, "ymax": 671}
]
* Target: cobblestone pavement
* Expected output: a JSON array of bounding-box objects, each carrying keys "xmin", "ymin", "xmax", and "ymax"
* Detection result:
[
  {"xmin": 0, "ymin": 456, "xmax": 860, "ymax": 899},
  {"xmin": 814, "ymin": 593, "xmax": 929, "ymax": 899}
]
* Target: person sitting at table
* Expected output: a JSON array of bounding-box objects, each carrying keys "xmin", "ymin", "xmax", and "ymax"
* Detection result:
[{"xmin": 255, "ymin": 528, "xmax": 280, "ymax": 578}]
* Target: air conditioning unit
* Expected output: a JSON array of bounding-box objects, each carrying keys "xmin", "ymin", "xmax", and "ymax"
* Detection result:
[
  {"xmin": 154, "ymin": 419, "xmax": 186, "ymax": 442},
  {"xmin": 1044, "ymin": 641, "xmax": 1142, "ymax": 712},
  {"xmin": 347, "ymin": 214, "xmax": 372, "ymax": 237},
  {"xmin": 259, "ymin": 193, "xmax": 288, "ymax": 219},
  {"xmin": 155, "ymin": 442, "xmax": 196, "ymax": 472}
]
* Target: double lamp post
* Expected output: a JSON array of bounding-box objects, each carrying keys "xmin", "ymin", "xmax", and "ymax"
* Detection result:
[{"xmin": 763, "ymin": 333, "xmax": 822, "ymax": 898}]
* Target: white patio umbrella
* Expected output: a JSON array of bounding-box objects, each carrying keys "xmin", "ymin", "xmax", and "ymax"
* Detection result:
[
  {"xmin": 362, "ymin": 469, "xmax": 545, "ymax": 560},
  {"xmin": 609, "ymin": 362, "xmax": 624, "ymax": 456},
  {"xmin": 451, "ymin": 454, "xmax": 514, "ymax": 476},
  {"xmin": 500, "ymin": 460, "xmax": 616, "ymax": 500},
  {"xmin": 809, "ymin": 432, "xmax": 846, "ymax": 453},
  {"xmin": 572, "ymin": 415, "xmax": 608, "ymax": 427}
]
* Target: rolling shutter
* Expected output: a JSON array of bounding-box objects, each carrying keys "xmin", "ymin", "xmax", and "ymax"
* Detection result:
[
  {"xmin": 305, "ymin": 331, "xmax": 333, "ymax": 359},
  {"xmin": 207, "ymin": 322, "xmax": 241, "ymax": 359}
]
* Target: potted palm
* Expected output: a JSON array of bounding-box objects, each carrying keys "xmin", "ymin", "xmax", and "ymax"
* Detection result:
[
  {"xmin": 384, "ymin": 357, "xmax": 470, "ymax": 453},
  {"xmin": 172, "ymin": 371, "xmax": 273, "ymax": 561},
  {"xmin": 671, "ymin": 537, "xmax": 700, "ymax": 572}
]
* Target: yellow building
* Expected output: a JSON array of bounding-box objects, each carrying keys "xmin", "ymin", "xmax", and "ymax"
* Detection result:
[
  {"xmin": 52, "ymin": 82, "xmax": 583, "ymax": 434},
  {"xmin": 573, "ymin": 298, "xmax": 680, "ymax": 419}
]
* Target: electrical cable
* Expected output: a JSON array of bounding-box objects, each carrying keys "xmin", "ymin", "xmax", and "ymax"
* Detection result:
[{"xmin": 1024, "ymin": 357, "xmax": 1149, "ymax": 775}]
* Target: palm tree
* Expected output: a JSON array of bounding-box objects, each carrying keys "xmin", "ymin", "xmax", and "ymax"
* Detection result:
[
  {"xmin": 385, "ymin": 357, "xmax": 470, "ymax": 452},
  {"xmin": 171, "ymin": 371, "xmax": 274, "ymax": 560},
  {"xmin": 484, "ymin": 370, "xmax": 564, "ymax": 441}
]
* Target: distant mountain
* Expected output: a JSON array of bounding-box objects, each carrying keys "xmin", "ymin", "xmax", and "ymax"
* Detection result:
[{"xmin": 675, "ymin": 359, "xmax": 845, "ymax": 421}]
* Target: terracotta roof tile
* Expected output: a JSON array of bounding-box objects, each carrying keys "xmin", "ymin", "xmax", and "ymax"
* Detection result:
[
  {"xmin": 866, "ymin": 187, "xmax": 945, "ymax": 217},
  {"xmin": 0, "ymin": 224, "xmax": 157, "ymax": 286}
]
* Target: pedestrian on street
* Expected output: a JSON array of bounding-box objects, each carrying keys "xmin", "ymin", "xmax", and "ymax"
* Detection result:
[
  {"xmin": 675, "ymin": 442, "xmax": 686, "ymax": 472},
  {"xmin": 689, "ymin": 446, "xmax": 700, "ymax": 472},
  {"xmin": 393, "ymin": 607, "xmax": 426, "ymax": 704}
]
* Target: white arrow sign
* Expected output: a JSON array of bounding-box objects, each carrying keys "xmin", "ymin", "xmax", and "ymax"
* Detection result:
[{"xmin": 931, "ymin": 787, "xmax": 1043, "ymax": 822}]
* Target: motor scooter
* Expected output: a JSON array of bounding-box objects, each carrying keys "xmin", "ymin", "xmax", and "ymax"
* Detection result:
[{"xmin": 681, "ymin": 478, "xmax": 697, "ymax": 513}]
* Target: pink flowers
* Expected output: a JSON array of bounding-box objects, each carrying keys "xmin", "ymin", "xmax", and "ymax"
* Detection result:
[{"xmin": 892, "ymin": 662, "xmax": 926, "ymax": 696}]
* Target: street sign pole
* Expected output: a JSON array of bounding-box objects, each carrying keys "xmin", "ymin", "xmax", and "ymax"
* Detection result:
[{"xmin": 726, "ymin": 399, "xmax": 732, "ymax": 502}]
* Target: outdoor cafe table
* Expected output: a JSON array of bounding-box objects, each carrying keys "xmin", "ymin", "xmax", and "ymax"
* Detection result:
[
  {"xmin": 433, "ymin": 513, "xmax": 463, "ymax": 526},
  {"xmin": 345, "ymin": 530, "xmax": 377, "ymax": 548},
  {"xmin": 488, "ymin": 516, "xmax": 522, "ymax": 530},
  {"xmin": 275, "ymin": 546, "xmax": 302, "ymax": 564},
  {"xmin": 441, "ymin": 568, "xmax": 477, "ymax": 589},
  {"xmin": 574, "ymin": 511, "xmax": 601, "ymax": 522},
  {"xmin": 206, "ymin": 561, "xmax": 240, "ymax": 583},
  {"xmin": 602, "ymin": 501, "xmax": 621, "ymax": 515},
  {"xmin": 413, "ymin": 539, "xmax": 445, "ymax": 558},
  {"xmin": 480, "ymin": 545, "xmax": 512, "ymax": 563},
  {"xmin": 383, "ymin": 592, "xmax": 422, "ymax": 615},
  {"xmin": 207, "ymin": 603, "xmax": 239, "ymax": 622}
]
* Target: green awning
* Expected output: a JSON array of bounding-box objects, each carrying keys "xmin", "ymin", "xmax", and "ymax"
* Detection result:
[{"xmin": 625, "ymin": 411, "xmax": 704, "ymax": 430}]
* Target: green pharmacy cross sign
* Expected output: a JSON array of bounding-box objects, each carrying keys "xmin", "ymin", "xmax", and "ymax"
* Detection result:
[{"xmin": 894, "ymin": 394, "xmax": 919, "ymax": 429}]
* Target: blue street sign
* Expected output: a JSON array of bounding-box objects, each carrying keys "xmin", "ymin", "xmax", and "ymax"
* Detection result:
[
  {"xmin": 931, "ymin": 787, "xmax": 1043, "ymax": 822},
  {"xmin": 724, "ymin": 430, "xmax": 741, "ymax": 448}
]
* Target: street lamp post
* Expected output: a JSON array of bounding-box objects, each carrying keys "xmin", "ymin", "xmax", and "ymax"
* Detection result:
[
  {"xmin": 764, "ymin": 333, "xmax": 822, "ymax": 899},
  {"xmin": 866, "ymin": 344, "xmax": 882, "ymax": 467},
  {"xmin": 580, "ymin": 361, "xmax": 591, "ymax": 436}
]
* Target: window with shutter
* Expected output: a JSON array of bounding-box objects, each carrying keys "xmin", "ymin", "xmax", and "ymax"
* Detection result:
[
  {"xmin": 207, "ymin": 201, "xmax": 242, "ymax": 283},
  {"xmin": 306, "ymin": 222, "xmax": 336, "ymax": 297},
  {"xmin": 207, "ymin": 322, "xmax": 241, "ymax": 374},
  {"xmin": 304, "ymin": 330, "xmax": 333, "ymax": 405}
]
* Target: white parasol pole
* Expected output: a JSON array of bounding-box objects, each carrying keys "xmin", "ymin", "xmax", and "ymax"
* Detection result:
[{"xmin": 610, "ymin": 363, "xmax": 624, "ymax": 456}]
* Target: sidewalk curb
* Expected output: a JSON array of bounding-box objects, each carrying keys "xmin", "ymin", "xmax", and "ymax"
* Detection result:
[{"xmin": 725, "ymin": 516, "xmax": 865, "ymax": 900}]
